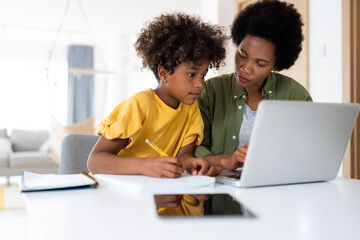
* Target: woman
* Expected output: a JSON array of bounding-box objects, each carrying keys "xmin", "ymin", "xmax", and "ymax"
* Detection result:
[{"xmin": 195, "ymin": 0, "xmax": 312, "ymax": 170}]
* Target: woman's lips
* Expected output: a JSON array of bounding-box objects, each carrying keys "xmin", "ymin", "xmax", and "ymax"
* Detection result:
[{"xmin": 237, "ymin": 74, "xmax": 250, "ymax": 83}]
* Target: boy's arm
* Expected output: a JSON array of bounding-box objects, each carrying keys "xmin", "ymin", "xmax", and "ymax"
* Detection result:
[
  {"xmin": 177, "ymin": 142, "xmax": 221, "ymax": 176},
  {"xmin": 87, "ymin": 136, "xmax": 183, "ymax": 178}
]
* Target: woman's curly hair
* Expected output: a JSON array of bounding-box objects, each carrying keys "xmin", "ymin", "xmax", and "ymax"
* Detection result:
[
  {"xmin": 134, "ymin": 12, "xmax": 228, "ymax": 81},
  {"xmin": 231, "ymin": 0, "xmax": 304, "ymax": 71}
]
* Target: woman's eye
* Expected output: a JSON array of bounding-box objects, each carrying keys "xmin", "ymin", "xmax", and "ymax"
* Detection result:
[
  {"xmin": 187, "ymin": 73, "xmax": 195, "ymax": 77},
  {"xmin": 239, "ymin": 53, "xmax": 246, "ymax": 59},
  {"xmin": 256, "ymin": 62, "xmax": 266, "ymax": 67}
]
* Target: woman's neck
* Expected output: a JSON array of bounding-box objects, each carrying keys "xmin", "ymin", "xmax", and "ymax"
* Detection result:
[{"xmin": 244, "ymin": 88, "xmax": 264, "ymax": 111}]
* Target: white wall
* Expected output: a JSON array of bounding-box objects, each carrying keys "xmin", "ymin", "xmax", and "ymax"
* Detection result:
[
  {"xmin": 201, "ymin": 0, "xmax": 236, "ymax": 76},
  {"xmin": 308, "ymin": 0, "xmax": 343, "ymax": 177},
  {"xmin": 308, "ymin": 0, "xmax": 342, "ymax": 103}
]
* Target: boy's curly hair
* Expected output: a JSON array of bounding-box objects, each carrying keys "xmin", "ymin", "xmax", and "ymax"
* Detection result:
[
  {"xmin": 134, "ymin": 12, "xmax": 227, "ymax": 81},
  {"xmin": 231, "ymin": 0, "xmax": 304, "ymax": 71}
]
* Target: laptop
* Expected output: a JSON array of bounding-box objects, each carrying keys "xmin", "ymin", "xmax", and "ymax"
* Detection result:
[{"xmin": 216, "ymin": 100, "xmax": 360, "ymax": 188}]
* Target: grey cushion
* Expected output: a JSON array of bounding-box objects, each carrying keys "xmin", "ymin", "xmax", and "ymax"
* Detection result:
[
  {"xmin": 0, "ymin": 153, "xmax": 8, "ymax": 168},
  {"xmin": 0, "ymin": 137, "xmax": 12, "ymax": 154},
  {"xmin": 10, "ymin": 151, "xmax": 57, "ymax": 168},
  {"xmin": 59, "ymin": 134, "xmax": 99, "ymax": 174},
  {"xmin": 0, "ymin": 128, "xmax": 7, "ymax": 138},
  {"xmin": 11, "ymin": 129, "xmax": 49, "ymax": 151}
]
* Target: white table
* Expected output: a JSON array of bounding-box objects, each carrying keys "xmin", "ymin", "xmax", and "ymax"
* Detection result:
[{"xmin": 23, "ymin": 177, "xmax": 360, "ymax": 240}]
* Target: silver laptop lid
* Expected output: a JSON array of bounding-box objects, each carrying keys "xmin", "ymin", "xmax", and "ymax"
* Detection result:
[{"xmin": 238, "ymin": 101, "xmax": 360, "ymax": 188}]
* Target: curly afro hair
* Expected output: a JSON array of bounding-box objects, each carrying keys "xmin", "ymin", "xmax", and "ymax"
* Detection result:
[
  {"xmin": 134, "ymin": 12, "xmax": 228, "ymax": 82},
  {"xmin": 231, "ymin": 0, "xmax": 304, "ymax": 71}
]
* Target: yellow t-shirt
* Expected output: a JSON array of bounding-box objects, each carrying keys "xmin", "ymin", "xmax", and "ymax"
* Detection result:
[{"xmin": 97, "ymin": 89, "xmax": 204, "ymax": 157}]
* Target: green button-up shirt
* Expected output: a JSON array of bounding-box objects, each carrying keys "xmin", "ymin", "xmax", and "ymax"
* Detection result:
[{"xmin": 195, "ymin": 72, "xmax": 312, "ymax": 157}]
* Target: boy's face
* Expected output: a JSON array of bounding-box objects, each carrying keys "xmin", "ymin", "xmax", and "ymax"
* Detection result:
[{"xmin": 158, "ymin": 59, "xmax": 209, "ymax": 109}]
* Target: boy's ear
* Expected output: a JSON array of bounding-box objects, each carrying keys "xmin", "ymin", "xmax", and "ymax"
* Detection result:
[{"xmin": 158, "ymin": 65, "xmax": 168, "ymax": 81}]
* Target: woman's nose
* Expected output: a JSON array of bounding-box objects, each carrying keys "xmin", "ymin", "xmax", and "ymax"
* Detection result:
[{"xmin": 240, "ymin": 61, "xmax": 252, "ymax": 74}]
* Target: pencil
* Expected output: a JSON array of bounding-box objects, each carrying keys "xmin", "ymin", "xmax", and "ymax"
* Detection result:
[
  {"xmin": 80, "ymin": 172, "xmax": 99, "ymax": 189},
  {"xmin": 157, "ymin": 207, "xmax": 166, "ymax": 215},
  {"xmin": 145, "ymin": 139, "xmax": 169, "ymax": 156},
  {"xmin": 145, "ymin": 139, "xmax": 169, "ymax": 215}
]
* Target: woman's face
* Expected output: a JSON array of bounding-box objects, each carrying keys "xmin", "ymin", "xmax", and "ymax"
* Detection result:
[{"xmin": 235, "ymin": 34, "xmax": 276, "ymax": 91}]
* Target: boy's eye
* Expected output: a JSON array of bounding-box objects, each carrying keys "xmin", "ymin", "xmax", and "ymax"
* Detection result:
[
  {"xmin": 201, "ymin": 74, "xmax": 206, "ymax": 79},
  {"xmin": 187, "ymin": 73, "xmax": 195, "ymax": 77}
]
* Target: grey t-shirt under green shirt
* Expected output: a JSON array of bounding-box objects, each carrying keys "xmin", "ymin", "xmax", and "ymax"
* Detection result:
[{"xmin": 238, "ymin": 104, "xmax": 256, "ymax": 148}]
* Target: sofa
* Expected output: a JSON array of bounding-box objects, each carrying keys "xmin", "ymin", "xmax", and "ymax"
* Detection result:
[{"xmin": 0, "ymin": 128, "xmax": 59, "ymax": 178}]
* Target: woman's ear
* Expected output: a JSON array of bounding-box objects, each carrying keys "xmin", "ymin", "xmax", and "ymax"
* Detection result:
[{"xmin": 158, "ymin": 65, "xmax": 168, "ymax": 82}]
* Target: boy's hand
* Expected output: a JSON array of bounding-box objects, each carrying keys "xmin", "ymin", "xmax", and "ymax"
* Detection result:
[
  {"xmin": 221, "ymin": 144, "xmax": 248, "ymax": 170},
  {"xmin": 191, "ymin": 193, "xmax": 212, "ymax": 202},
  {"xmin": 185, "ymin": 158, "xmax": 222, "ymax": 176},
  {"xmin": 144, "ymin": 157, "xmax": 184, "ymax": 178},
  {"xmin": 154, "ymin": 194, "xmax": 183, "ymax": 208}
]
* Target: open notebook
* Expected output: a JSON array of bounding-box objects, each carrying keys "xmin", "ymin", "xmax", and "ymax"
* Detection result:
[{"xmin": 94, "ymin": 173, "xmax": 215, "ymax": 193}]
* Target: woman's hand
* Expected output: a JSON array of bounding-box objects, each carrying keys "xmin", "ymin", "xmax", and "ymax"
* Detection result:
[
  {"xmin": 143, "ymin": 157, "xmax": 184, "ymax": 178},
  {"xmin": 221, "ymin": 144, "xmax": 248, "ymax": 170}
]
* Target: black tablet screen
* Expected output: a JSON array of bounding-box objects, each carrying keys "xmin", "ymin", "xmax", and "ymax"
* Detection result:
[{"xmin": 154, "ymin": 193, "xmax": 255, "ymax": 218}]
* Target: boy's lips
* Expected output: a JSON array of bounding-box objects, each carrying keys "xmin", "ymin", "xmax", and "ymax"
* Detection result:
[{"xmin": 189, "ymin": 92, "xmax": 200, "ymax": 98}]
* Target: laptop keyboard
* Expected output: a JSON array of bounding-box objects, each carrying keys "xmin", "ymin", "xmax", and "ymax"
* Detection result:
[
  {"xmin": 223, "ymin": 172, "xmax": 242, "ymax": 180},
  {"xmin": 215, "ymin": 169, "xmax": 243, "ymax": 187},
  {"xmin": 219, "ymin": 169, "xmax": 242, "ymax": 181}
]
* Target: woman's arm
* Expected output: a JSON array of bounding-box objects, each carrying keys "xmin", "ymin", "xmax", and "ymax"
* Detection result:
[
  {"xmin": 202, "ymin": 144, "xmax": 248, "ymax": 170},
  {"xmin": 195, "ymin": 82, "xmax": 216, "ymax": 158},
  {"xmin": 87, "ymin": 136, "xmax": 184, "ymax": 178}
]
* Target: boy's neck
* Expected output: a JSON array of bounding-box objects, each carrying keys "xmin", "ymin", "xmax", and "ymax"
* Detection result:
[{"xmin": 154, "ymin": 87, "xmax": 180, "ymax": 109}]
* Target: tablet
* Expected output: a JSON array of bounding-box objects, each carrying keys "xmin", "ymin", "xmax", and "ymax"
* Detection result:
[{"xmin": 154, "ymin": 193, "xmax": 255, "ymax": 218}]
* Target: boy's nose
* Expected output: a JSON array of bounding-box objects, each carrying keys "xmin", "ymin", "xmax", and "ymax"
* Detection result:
[{"xmin": 195, "ymin": 77, "xmax": 205, "ymax": 88}]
